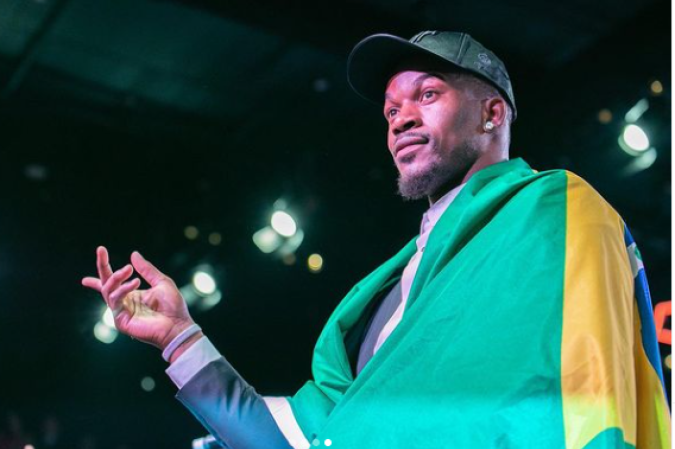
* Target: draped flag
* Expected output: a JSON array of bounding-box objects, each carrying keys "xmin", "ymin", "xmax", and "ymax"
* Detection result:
[{"xmin": 288, "ymin": 158, "xmax": 671, "ymax": 448}]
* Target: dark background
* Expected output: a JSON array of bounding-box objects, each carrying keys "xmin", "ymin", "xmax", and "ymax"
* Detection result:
[{"xmin": 0, "ymin": 0, "xmax": 670, "ymax": 447}]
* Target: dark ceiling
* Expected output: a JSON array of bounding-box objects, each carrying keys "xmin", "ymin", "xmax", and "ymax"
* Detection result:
[{"xmin": 0, "ymin": 0, "xmax": 670, "ymax": 447}]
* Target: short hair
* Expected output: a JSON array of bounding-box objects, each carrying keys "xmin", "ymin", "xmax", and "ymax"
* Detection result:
[{"xmin": 445, "ymin": 71, "xmax": 514, "ymax": 126}]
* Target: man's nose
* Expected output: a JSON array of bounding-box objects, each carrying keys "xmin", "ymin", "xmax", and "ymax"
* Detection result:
[{"xmin": 392, "ymin": 105, "xmax": 421, "ymax": 135}]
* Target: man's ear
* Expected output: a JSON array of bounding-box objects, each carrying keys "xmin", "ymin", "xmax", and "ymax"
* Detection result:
[{"xmin": 483, "ymin": 97, "xmax": 508, "ymax": 127}]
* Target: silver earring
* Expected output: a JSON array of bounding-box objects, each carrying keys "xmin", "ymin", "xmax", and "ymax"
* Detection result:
[{"xmin": 484, "ymin": 121, "xmax": 495, "ymax": 132}]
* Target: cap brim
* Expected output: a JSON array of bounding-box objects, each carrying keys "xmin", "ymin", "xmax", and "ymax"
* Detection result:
[{"xmin": 347, "ymin": 33, "xmax": 459, "ymax": 105}]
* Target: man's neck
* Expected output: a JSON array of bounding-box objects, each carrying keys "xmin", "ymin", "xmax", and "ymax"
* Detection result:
[{"xmin": 428, "ymin": 151, "xmax": 509, "ymax": 205}]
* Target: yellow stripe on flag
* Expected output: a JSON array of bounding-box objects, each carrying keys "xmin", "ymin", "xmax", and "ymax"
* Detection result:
[{"xmin": 561, "ymin": 172, "xmax": 637, "ymax": 448}]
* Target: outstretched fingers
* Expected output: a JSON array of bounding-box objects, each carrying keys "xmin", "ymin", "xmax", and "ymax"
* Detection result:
[
  {"xmin": 130, "ymin": 251, "xmax": 167, "ymax": 287},
  {"xmin": 82, "ymin": 277, "xmax": 103, "ymax": 291},
  {"xmin": 96, "ymin": 246, "xmax": 114, "ymax": 284},
  {"xmin": 101, "ymin": 264, "xmax": 134, "ymax": 305},
  {"xmin": 108, "ymin": 278, "xmax": 142, "ymax": 312}
]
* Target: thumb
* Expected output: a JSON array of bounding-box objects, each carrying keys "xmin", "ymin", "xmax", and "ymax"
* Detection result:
[{"xmin": 130, "ymin": 251, "xmax": 167, "ymax": 287}]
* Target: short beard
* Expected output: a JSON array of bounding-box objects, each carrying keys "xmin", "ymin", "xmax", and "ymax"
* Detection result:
[{"xmin": 397, "ymin": 140, "xmax": 479, "ymax": 201}]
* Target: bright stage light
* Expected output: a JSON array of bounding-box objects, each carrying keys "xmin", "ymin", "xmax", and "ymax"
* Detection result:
[
  {"xmin": 271, "ymin": 211, "xmax": 297, "ymax": 237},
  {"xmin": 192, "ymin": 271, "xmax": 217, "ymax": 296},
  {"xmin": 180, "ymin": 266, "xmax": 222, "ymax": 311},
  {"xmin": 619, "ymin": 124, "xmax": 651, "ymax": 156},
  {"xmin": 94, "ymin": 321, "xmax": 118, "ymax": 344},
  {"xmin": 622, "ymin": 124, "xmax": 650, "ymax": 152}
]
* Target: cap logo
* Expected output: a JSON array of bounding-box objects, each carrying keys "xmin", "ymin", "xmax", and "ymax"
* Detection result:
[{"xmin": 475, "ymin": 53, "xmax": 492, "ymax": 70}]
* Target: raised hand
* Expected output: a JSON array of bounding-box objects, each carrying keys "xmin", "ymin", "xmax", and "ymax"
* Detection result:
[{"xmin": 82, "ymin": 247, "xmax": 195, "ymax": 350}]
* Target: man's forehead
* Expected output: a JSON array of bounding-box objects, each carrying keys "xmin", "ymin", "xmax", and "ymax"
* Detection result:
[
  {"xmin": 384, "ymin": 70, "xmax": 453, "ymax": 100},
  {"xmin": 384, "ymin": 58, "xmax": 463, "ymax": 90},
  {"xmin": 388, "ymin": 70, "xmax": 445, "ymax": 82}
]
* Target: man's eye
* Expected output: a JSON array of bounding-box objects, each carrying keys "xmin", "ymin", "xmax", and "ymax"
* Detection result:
[
  {"xmin": 421, "ymin": 91, "xmax": 436, "ymax": 101},
  {"xmin": 386, "ymin": 109, "xmax": 398, "ymax": 119}
]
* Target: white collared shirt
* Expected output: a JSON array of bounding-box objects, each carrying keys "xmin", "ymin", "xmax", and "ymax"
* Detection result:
[{"xmin": 373, "ymin": 183, "xmax": 466, "ymax": 354}]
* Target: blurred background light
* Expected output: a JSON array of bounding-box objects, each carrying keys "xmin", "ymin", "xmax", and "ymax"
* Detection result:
[
  {"xmin": 308, "ymin": 254, "xmax": 323, "ymax": 273},
  {"xmin": 208, "ymin": 232, "xmax": 222, "ymax": 246},
  {"xmin": 623, "ymin": 124, "xmax": 650, "ymax": 151},
  {"xmin": 650, "ymin": 80, "xmax": 663, "ymax": 95},
  {"xmin": 277, "ymin": 229, "xmax": 304, "ymax": 257},
  {"xmin": 198, "ymin": 290, "xmax": 222, "ymax": 310},
  {"xmin": 624, "ymin": 98, "xmax": 649, "ymax": 123},
  {"xmin": 253, "ymin": 226, "xmax": 282, "ymax": 253},
  {"xmin": 180, "ymin": 264, "xmax": 223, "ymax": 311},
  {"xmin": 622, "ymin": 148, "xmax": 657, "ymax": 176},
  {"xmin": 94, "ymin": 322, "xmax": 118, "ymax": 344},
  {"xmin": 140, "ymin": 376, "xmax": 156, "ymax": 392},
  {"xmin": 24, "ymin": 163, "xmax": 48, "ymax": 181},
  {"xmin": 282, "ymin": 253, "xmax": 297, "ymax": 266},
  {"xmin": 271, "ymin": 211, "xmax": 297, "ymax": 237},
  {"xmin": 619, "ymin": 124, "xmax": 651, "ymax": 155},
  {"xmin": 184, "ymin": 225, "xmax": 199, "ymax": 240},
  {"xmin": 102, "ymin": 307, "xmax": 116, "ymax": 328},
  {"xmin": 192, "ymin": 271, "xmax": 217, "ymax": 296},
  {"xmin": 254, "ymin": 201, "xmax": 305, "ymax": 258},
  {"xmin": 313, "ymin": 78, "xmax": 330, "ymax": 93},
  {"xmin": 598, "ymin": 109, "xmax": 613, "ymax": 124}
]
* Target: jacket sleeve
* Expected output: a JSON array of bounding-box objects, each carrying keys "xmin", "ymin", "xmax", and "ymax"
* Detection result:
[{"xmin": 176, "ymin": 357, "xmax": 295, "ymax": 449}]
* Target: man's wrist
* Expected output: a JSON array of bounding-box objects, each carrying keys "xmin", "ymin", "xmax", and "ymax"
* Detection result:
[
  {"xmin": 168, "ymin": 331, "xmax": 204, "ymax": 364},
  {"xmin": 161, "ymin": 323, "xmax": 202, "ymax": 362}
]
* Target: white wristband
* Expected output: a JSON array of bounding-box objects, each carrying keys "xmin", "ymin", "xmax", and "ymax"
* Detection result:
[{"xmin": 162, "ymin": 324, "xmax": 202, "ymax": 362}]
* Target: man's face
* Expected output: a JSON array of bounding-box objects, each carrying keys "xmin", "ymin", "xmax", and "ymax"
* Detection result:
[{"xmin": 384, "ymin": 70, "xmax": 482, "ymax": 200}]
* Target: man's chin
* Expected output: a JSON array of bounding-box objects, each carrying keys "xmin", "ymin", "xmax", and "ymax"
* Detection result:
[
  {"xmin": 397, "ymin": 170, "xmax": 440, "ymax": 201},
  {"xmin": 396, "ymin": 159, "xmax": 464, "ymax": 201}
]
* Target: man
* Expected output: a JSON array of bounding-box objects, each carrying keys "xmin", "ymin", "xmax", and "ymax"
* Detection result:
[{"xmin": 83, "ymin": 31, "xmax": 670, "ymax": 448}]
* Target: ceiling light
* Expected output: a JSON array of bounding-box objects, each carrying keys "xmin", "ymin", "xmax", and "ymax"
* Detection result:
[
  {"xmin": 271, "ymin": 211, "xmax": 297, "ymax": 237},
  {"xmin": 192, "ymin": 271, "xmax": 217, "ymax": 296},
  {"xmin": 620, "ymin": 124, "xmax": 650, "ymax": 153}
]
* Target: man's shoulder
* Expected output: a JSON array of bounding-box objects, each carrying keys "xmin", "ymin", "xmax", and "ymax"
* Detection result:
[
  {"xmin": 522, "ymin": 168, "xmax": 624, "ymax": 231},
  {"xmin": 520, "ymin": 168, "xmax": 613, "ymax": 208},
  {"xmin": 559, "ymin": 170, "xmax": 618, "ymax": 214}
]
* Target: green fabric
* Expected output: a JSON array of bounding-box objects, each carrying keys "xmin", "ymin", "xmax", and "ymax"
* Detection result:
[
  {"xmin": 289, "ymin": 159, "xmax": 570, "ymax": 448},
  {"xmin": 583, "ymin": 429, "xmax": 635, "ymax": 449}
]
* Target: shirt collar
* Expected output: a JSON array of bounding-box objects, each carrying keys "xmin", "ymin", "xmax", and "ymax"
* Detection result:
[{"xmin": 420, "ymin": 183, "xmax": 467, "ymax": 235}]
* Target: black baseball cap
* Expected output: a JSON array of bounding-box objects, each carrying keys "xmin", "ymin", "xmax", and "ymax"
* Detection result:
[{"xmin": 347, "ymin": 31, "xmax": 517, "ymax": 120}]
